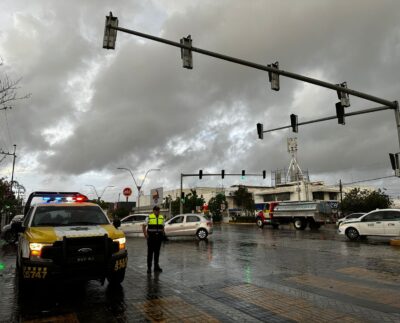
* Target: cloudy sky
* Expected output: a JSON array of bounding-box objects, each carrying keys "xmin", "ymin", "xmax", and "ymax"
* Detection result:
[{"xmin": 1, "ymin": 0, "xmax": 400, "ymax": 202}]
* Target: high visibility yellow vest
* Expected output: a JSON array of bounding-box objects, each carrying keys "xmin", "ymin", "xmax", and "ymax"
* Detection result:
[{"xmin": 147, "ymin": 213, "xmax": 164, "ymax": 233}]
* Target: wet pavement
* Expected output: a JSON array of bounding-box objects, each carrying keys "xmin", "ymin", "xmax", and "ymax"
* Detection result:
[{"xmin": 1, "ymin": 223, "xmax": 400, "ymax": 322}]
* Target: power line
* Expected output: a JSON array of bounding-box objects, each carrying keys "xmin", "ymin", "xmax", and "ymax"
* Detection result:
[
  {"xmin": 342, "ymin": 175, "xmax": 396, "ymax": 185},
  {"xmin": 318, "ymin": 175, "xmax": 396, "ymax": 190}
]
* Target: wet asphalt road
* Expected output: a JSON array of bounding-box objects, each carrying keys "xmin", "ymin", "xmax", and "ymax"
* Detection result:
[{"xmin": 1, "ymin": 223, "xmax": 400, "ymax": 322}]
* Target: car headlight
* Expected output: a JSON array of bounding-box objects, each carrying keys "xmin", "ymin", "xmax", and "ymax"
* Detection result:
[
  {"xmin": 29, "ymin": 243, "xmax": 51, "ymax": 257},
  {"xmin": 113, "ymin": 237, "xmax": 126, "ymax": 250}
]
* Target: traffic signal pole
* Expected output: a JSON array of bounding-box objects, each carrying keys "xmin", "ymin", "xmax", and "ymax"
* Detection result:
[
  {"xmin": 105, "ymin": 21, "xmax": 395, "ymax": 109},
  {"xmin": 262, "ymin": 105, "xmax": 395, "ymax": 134},
  {"xmin": 394, "ymin": 101, "xmax": 400, "ymax": 151},
  {"xmin": 180, "ymin": 172, "xmax": 266, "ymax": 214}
]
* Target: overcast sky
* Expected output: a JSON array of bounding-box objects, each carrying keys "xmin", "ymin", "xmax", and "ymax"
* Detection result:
[{"xmin": 1, "ymin": 0, "xmax": 400, "ymax": 202}]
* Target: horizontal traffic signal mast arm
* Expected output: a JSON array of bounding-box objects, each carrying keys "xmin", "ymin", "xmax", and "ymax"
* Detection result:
[
  {"xmin": 261, "ymin": 105, "xmax": 395, "ymax": 134},
  {"xmin": 107, "ymin": 24, "xmax": 395, "ymax": 108},
  {"xmin": 181, "ymin": 173, "xmax": 263, "ymax": 177}
]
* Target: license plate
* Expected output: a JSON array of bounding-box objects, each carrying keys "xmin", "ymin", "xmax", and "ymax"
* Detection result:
[{"xmin": 76, "ymin": 256, "xmax": 95, "ymax": 262}]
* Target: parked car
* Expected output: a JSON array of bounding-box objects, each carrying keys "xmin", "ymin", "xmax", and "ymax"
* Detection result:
[
  {"xmin": 1, "ymin": 214, "xmax": 24, "ymax": 244},
  {"xmin": 120, "ymin": 214, "xmax": 149, "ymax": 234},
  {"xmin": 338, "ymin": 209, "xmax": 400, "ymax": 241},
  {"xmin": 336, "ymin": 213, "xmax": 365, "ymax": 227},
  {"xmin": 164, "ymin": 214, "xmax": 212, "ymax": 240}
]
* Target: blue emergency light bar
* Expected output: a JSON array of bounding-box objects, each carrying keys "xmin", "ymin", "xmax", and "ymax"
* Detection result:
[{"xmin": 24, "ymin": 191, "xmax": 88, "ymax": 215}]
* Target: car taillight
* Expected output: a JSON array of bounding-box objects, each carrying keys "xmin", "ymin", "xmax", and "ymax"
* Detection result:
[{"xmin": 206, "ymin": 221, "xmax": 212, "ymax": 227}]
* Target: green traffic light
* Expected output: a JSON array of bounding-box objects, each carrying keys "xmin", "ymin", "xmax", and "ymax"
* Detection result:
[{"xmin": 0, "ymin": 263, "xmax": 5, "ymax": 271}]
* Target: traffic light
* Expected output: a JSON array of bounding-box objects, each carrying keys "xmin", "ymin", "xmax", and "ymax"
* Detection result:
[
  {"xmin": 181, "ymin": 192, "xmax": 185, "ymax": 203},
  {"xmin": 180, "ymin": 35, "xmax": 193, "ymax": 69},
  {"xmin": 267, "ymin": 61, "xmax": 280, "ymax": 91},
  {"xmin": 241, "ymin": 170, "xmax": 245, "ymax": 179},
  {"xmin": 199, "ymin": 169, "xmax": 203, "ymax": 179},
  {"xmin": 335, "ymin": 102, "xmax": 345, "ymax": 125},
  {"xmin": 290, "ymin": 114, "xmax": 298, "ymax": 133},
  {"xmin": 262, "ymin": 170, "xmax": 266, "ymax": 179},
  {"xmin": 336, "ymin": 82, "xmax": 350, "ymax": 107},
  {"xmin": 103, "ymin": 12, "xmax": 118, "ymax": 50},
  {"xmin": 221, "ymin": 170, "xmax": 225, "ymax": 179},
  {"xmin": 257, "ymin": 123, "xmax": 263, "ymax": 139}
]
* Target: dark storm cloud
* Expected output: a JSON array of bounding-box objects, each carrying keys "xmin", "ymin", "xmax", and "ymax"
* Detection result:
[{"xmin": 1, "ymin": 0, "xmax": 400, "ymax": 192}]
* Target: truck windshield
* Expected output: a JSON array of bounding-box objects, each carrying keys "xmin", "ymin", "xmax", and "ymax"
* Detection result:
[{"xmin": 31, "ymin": 206, "xmax": 109, "ymax": 227}]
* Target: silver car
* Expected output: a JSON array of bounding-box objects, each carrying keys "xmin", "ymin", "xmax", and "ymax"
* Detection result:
[
  {"xmin": 1, "ymin": 214, "xmax": 24, "ymax": 244},
  {"xmin": 164, "ymin": 214, "xmax": 212, "ymax": 240},
  {"xmin": 120, "ymin": 214, "xmax": 148, "ymax": 234}
]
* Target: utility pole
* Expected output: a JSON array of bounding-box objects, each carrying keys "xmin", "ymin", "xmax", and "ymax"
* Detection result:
[
  {"xmin": 0, "ymin": 144, "xmax": 17, "ymax": 189},
  {"xmin": 339, "ymin": 179, "xmax": 343, "ymax": 216},
  {"xmin": 10, "ymin": 144, "xmax": 16, "ymax": 189}
]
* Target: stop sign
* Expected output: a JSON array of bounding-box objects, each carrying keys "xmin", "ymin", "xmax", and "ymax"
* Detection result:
[{"xmin": 123, "ymin": 187, "xmax": 132, "ymax": 197}]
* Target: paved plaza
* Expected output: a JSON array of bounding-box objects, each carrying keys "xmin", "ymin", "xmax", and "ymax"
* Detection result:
[{"xmin": 1, "ymin": 224, "xmax": 400, "ymax": 322}]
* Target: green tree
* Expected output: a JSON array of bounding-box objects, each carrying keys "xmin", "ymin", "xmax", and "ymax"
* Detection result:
[
  {"xmin": 170, "ymin": 197, "xmax": 181, "ymax": 216},
  {"xmin": 168, "ymin": 190, "xmax": 206, "ymax": 216},
  {"xmin": 0, "ymin": 178, "xmax": 22, "ymax": 221},
  {"xmin": 341, "ymin": 188, "xmax": 392, "ymax": 213},
  {"xmin": 208, "ymin": 193, "xmax": 227, "ymax": 222},
  {"xmin": 183, "ymin": 189, "xmax": 205, "ymax": 214},
  {"xmin": 233, "ymin": 185, "xmax": 255, "ymax": 216}
]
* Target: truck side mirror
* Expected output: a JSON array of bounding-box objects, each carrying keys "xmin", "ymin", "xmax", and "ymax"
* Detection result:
[
  {"xmin": 113, "ymin": 219, "xmax": 121, "ymax": 228},
  {"xmin": 11, "ymin": 222, "xmax": 24, "ymax": 233}
]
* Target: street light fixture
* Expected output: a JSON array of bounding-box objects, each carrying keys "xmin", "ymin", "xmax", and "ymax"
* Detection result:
[
  {"xmin": 85, "ymin": 185, "xmax": 115, "ymax": 202},
  {"xmin": 117, "ymin": 168, "xmax": 161, "ymax": 209}
]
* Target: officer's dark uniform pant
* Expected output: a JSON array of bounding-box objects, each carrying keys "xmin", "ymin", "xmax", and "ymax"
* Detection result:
[{"xmin": 147, "ymin": 233, "xmax": 163, "ymax": 269}]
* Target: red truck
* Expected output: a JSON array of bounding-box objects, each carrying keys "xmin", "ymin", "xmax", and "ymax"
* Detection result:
[{"xmin": 255, "ymin": 202, "xmax": 280, "ymax": 229}]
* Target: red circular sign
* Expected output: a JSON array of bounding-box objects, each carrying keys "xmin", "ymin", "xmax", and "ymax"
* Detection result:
[{"xmin": 123, "ymin": 187, "xmax": 132, "ymax": 197}]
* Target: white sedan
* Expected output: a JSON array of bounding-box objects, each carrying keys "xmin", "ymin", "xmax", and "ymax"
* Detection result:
[
  {"xmin": 336, "ymin": 212, "xmax": 365, "ymax": 227},
  {"xmin": 338, "ymin": 209, "xmax": 400, "ymax": 240},
  {"xmin": 120, "ymin": 214, "xmax": 148, "ymax": 234}
]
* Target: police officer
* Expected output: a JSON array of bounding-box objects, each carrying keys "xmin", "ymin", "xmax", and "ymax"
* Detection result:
[{"xmin": 143, "ymin": 205, "xmax": 164, "ymax": 274}]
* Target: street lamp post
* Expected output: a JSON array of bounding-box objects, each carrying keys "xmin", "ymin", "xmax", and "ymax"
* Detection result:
[
  {"xmin": 86, "ymin": 185, "xmax": 114, "ymax": 202},
  {"xmin": 117, "ymin": 168, "xmax": 160, "ymax": 209}
]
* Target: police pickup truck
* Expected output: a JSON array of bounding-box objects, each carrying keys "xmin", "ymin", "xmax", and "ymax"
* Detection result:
[{"xmin": 13, "ymin": 191, "xmax": 127, "ymax": 287}]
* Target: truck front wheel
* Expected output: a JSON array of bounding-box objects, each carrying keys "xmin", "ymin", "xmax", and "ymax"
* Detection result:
[
  {"xmin": 293, "ymin": 218, "xmax": 307, "ymax": 230},
  {"xmin": 256, "ymin": 217, "xmax": 264, "ymax": 228}
]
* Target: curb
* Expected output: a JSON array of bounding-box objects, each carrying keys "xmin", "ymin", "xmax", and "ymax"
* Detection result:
[
  {"xmin": 390, "ymin": 238, "xmax": 400, "ymax": 246},
  {"xmin": 225, "ymin": 222, "xmax": 255, "ymax": 225}
]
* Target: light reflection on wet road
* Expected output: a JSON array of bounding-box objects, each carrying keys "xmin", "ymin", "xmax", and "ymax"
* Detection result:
[{"xmin": 1, "ymin": 224, "xmax": 400, "ymax": 322}]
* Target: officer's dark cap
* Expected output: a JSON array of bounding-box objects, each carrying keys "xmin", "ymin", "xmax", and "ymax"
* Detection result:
[{"xmin": 153, "ymin": 205, "xmax": 160, "ymax": 211}]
